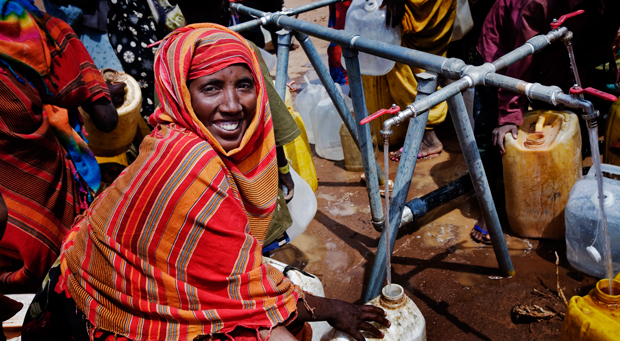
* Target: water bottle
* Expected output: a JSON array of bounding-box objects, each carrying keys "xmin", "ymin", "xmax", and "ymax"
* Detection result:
[
  {"xmin": 311, "ymin": 84, "xmax": 352, "ymax": 161},
  {"xmin": 565, "ymin": 164, "xmax": 620, "ymax": 278},
  {"xmin": 321, "ymin": 284, "xmax": 426, "ymax": 341},
  {"xmin": 295, "ymin": 76, "xmax": 327, "ymax": 144},
  {"xmin": 343, "ymin": 0, "xmax": 401, "ymax": 76}
]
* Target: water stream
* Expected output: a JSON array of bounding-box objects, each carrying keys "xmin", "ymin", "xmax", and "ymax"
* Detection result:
[
  {"xmin": 384, "ymin": 143, "xmax": 392, "ymax": 288},
  {"xmin": 588, "ymin": 126, "xmax": 614, "ymax": 293}
]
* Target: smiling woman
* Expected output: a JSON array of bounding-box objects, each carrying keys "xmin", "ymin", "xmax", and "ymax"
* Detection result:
[
  {"xmin": 21, "ymin": 24, "xmax": 389, "ymax": 341},
  {"xmin": 189, "ymin": 64, "xmax": 257, "ymax": 151}
]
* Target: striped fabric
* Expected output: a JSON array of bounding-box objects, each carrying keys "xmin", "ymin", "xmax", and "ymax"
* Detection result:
[
  {"xmin": 59, "ymin": 24, "xmax": 300, "ymax": 340},
  {"xmin": 0, "ymin": 11, "xmax": 108, "ymax": 291}
]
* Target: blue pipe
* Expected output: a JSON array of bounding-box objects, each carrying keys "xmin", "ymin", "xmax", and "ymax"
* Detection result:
[
  {"xmin": 342, "ymin": 47, "xmax": 385, "ymax": 230},
  {"xmin": 365, "ymin": 72, "xmax": 437, "ymax": 301}
]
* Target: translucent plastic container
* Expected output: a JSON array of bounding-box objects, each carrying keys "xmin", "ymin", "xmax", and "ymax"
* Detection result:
[
  {"xmin": 321, "ymin": 284, "xmax": 426, "ymax": 341},
  {"xmin": 605, "ymin": 98, "xmax": 620, "ymax": 167},
  {"xmin": 343, "ymin": 0, "xmax": 401, "ymax": 76},
  {"xmin": 312, "ymin": 86, "xmax": 352, "ymax": 161},
  {"xmin": 263, "ymin": 257, "xmax": 330, "ymax": 341},
  {"xmin": 561, "ymin": 278, "xmax": 620, "ymax": 341},
  {"xmin": 503, "ymin": 110, "xmax": 582, "ymax": 239},
  {"xmin": 284, "ymin": 168, "xmax": 317, "ymax": 242},
  {"xmin": 565, "ymin": 164, "xmax": 620, "ymax": 278},
  {"xmin": 295, "ymin": 77, "xmax": 328, "ymax": 144},
  {"xmin": 284, "ymin": 112, "xmax": 318, "ymax": 191}
]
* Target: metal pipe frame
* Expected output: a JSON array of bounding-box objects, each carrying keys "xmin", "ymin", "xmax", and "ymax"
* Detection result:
[
  {"xmin": 231, "ymin": 1, "xmax": 600, "ymax": 297},
  {"xmin": 342, "ymin": 47, "xmax": 385, "ymax": 230},
  {"xmin": 365, "ymin": 72, "xmax": 438, "ymax": 301}
]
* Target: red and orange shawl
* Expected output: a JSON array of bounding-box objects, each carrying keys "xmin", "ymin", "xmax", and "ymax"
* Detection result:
[{"xmin": 58, "ymin": 24, "xmax": 300, "ymax": 340}]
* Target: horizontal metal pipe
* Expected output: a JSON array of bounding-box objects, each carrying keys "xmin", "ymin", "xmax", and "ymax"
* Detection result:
[
  {"xmin": 492, "ymin": 27, "xmax": 567, "ymax": 72},
  {"xmin": 383, "ymin": 78, "xmax": 470, "ymax": 131},
  {"xmin": 229, "ymin": 3, "xmax": 266, "ymax": 18},
  {"xmin": 484, "ymin": 73, "xmax": 595, "ymax": 114},
  {"xmin": 288, "ymin": 0, "xmax": 342, "ymax": 15},
  {"xmin": 273, "ymin": 15, "xmax": 448, "ymax": 74},
  {"xmin": 229, "ymin": 18, "xmax": 264, "ymax": 33}
]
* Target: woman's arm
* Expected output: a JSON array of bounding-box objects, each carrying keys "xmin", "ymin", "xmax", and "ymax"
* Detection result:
[
  {"xmin": 293, "ymin": 293, "xmax": 390, "ymax": 341},
  {"xmin": 80, "ymin": 97, "xmax": 118, "ymax": 133}
]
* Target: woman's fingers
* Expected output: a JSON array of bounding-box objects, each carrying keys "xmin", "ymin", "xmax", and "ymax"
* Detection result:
[{"xmin": 358, "ymin": 321, "xmax": 384, "ymax": 339}]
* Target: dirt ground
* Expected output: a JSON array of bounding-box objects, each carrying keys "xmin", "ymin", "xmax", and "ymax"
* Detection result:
[
  {"xmin": 269, "ymin": 1, "xmax": 599, "ymax": 340},
  {"xmin": 11, "ymin": 1, "xmax": 600, "ymax": 340}
]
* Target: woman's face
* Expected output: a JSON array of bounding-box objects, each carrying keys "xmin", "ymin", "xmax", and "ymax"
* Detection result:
[{"xmin": 189, "ymin": 64, "xmax": 257, "ymax": 151}]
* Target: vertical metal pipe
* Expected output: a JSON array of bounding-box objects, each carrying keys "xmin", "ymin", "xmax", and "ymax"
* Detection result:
[
  {"xmin": 275, "ymin": 30, "xmax": 292, "ymax": 100},
  {"xmin": 364, "ymin": 72, "xmax": 437, "ymax": 301},
  {"xmin": 446, "ymin": 93, "xmax": 515, "ymax": 277},
  {"xmin": 342, "ymin": 47, "xmax": 385, "ymax": 231},
  {"xmin": 293, "ymin": 31, "xmax": 386, "ymax": 185}
]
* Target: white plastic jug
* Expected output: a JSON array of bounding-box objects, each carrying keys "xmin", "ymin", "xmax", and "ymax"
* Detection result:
[
  {"xmin": 343, "ymin": 0, "xmax": 401, "ymax": 76},
  {"xmin": 263, "ymin": 257, "xmax": 331, "ymax": 341},
  {"xmin": 311, "ymin": 85, "xmax": 352, "ymax": 161},
  {"xmin": 284, "ymin": 168, "xmax": 318, "ymax": 242},
  {"xmin": 295, "ymin": 76, "xmax": 328, "ymax": 144},
  {"xmin": 321, "ymin": 284, "xmax": 426, "ymax": 341},
  {"xmin": 565, "ymin": 164, "xmax": 620, "ymax": 278}
]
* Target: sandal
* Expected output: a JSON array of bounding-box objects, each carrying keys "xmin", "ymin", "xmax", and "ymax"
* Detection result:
[
  {"xmin": 389, "ymin": 148, "xmax": 442, "ymax": 162},
  {"xmin": 471, "ymin": 223, "xmax": 492, "ymax": 245},
  {"xmin": 360, "ymin": 173, "xmax": 393, "ymax": 196}
]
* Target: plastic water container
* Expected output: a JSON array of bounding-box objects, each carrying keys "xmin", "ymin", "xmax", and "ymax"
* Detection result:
[
  {"xmin": 263, "ymin": 257, "xmax": 330, "ymax": 341},
  {"xmin": 561, "ymin": 277, "xmax": 620, "ymax": 340},
  {"xmin": 295, "ymin": 77, "xmax": 328, "ymax": 144},
  {"xmin": 284, "ymin": 168, "xmax": 318, "ymax": 242},
  {"xmin": 605, "ymin": 98, "xmax": 620, "ymax": 167},
  {"xmin": 321, "ymin": 284, "xmax": 426, "ymax": 341},
  {"xmin": 343, "ymin": 0, "xmax": 401, "ymax": 76},
  {"xmin": 565, "ymin": 164, "xmax": 620, "ymax": 279},
  {"xmin": 80, "ymin": 70, "xmax": 142, "ymax": 157},
  {"xmin": 503, "ymin": 110, "xmax": 582, "ymax": 239},
  {"xmin": 284, "ymin": 112, "xmax": 318, "ymax": 191},
  {"xmin": 311, "ymin": 86, "xmax": 352, "ymax": 161}
]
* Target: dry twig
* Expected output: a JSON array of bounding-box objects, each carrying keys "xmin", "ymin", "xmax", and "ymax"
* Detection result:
[{"xmin": 555, "ymin": 251, "xmax": 569, "ymax": 306}]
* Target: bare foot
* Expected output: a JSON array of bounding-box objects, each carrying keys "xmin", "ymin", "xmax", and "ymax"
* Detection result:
[
  {"xmin": 418, "ymin": 130, "xmax": 443, "ymax": 158},
  {"xmin": 471, "ymin": 216, "xmax": 492, "ymax": 245}
]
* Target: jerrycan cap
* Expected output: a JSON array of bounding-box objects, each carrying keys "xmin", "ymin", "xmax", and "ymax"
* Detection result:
[
  {"xmin": 364, "ymin": 0, "xmax": 379, "ymax": 12},
  {"xmin": 380, "ymin": 284, "xmax": 406, "ymax": 308},
  {"xmin": 591, "ymin": 190, "xmax": 615, "ymax": 208}
]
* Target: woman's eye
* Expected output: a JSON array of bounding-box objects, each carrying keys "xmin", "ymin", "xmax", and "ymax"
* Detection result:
[
  {"xmin": 202, "ymin": 85, "xmax": 217, "ymax": 93},
  {"xmin": 238, "ymin": 82, "xmax": 253, "ymax": 90}
]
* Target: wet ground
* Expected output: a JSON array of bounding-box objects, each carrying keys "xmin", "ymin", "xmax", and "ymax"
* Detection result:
[{"xmin": 270, "ymin": 125, "xmax": 598, "ymax": 340}]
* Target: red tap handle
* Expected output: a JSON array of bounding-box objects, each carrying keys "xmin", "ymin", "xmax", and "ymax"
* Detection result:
[
  {"xmin": 360, "ymin": 105, "xmax": 400, "ymax": 125},
  {"xmin": 569, "ymin": 87, "xmax": 618, "ymax": 102},
  {"xmin": 550, "ymin": 10, "xmax": 584, "ymax": 29}
]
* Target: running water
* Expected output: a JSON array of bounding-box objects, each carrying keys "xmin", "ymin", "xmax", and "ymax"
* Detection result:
[
  {"xmin": 587, "ymin": 126, "xmax": 615, "ymax": 293},
  {"xmin": 384, "ymin": 143, "xmax": 392, "ymax": 288}
]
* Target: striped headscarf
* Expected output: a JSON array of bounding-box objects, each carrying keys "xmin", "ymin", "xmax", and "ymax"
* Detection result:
[{"xmin": 59, "ymin": 24, "xmax": 300, "ymax": 340}]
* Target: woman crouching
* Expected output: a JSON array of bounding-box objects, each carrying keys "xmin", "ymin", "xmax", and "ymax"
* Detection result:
[{"xmin": 21, "ymin": 24, "xmax": 389, "ymax": 341}]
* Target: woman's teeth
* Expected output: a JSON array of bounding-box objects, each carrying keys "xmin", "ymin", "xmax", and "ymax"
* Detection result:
[{"xmin": 215, "ymin": 120, "xmax": 240, "ymax": 131}]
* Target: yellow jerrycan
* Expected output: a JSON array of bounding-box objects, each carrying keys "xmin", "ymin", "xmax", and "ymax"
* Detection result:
[
  {"xmin": 605, "ymin": 98, "xmax": 620, "ymax": 167},
  {"xmin": 502, "ymin": 110, "xmax": 582, "ymax": 239},
  {"xmin": 282, "ymin": 87, "xmax": 318, "ymax": 191},
  {"xmin": 561, "ymin": 275, "xmax": 620, "ymax": 341}
]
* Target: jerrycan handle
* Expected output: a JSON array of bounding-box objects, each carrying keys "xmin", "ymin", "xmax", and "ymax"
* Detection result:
[
  {"xmin": 550, "ymin": 10, "xmax": 584, "ymax": 29},
  {"xmin": 586, "ymin": 163, "xmax": 620, "ymax": 179},
  {"xmin": 360, "ymin": 104, "xmax": 400, "ymax": 125}
]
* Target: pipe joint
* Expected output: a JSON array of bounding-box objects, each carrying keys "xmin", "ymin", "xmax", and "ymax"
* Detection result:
[
  {"xmin": 349, "ymin": 35, "xmax": 361, "ymax": 50},
  {"xmin": 371, "ymin": 219, "xmax": 385, "ymax": 232},
  {"xmin": 441, "ymin": 58, "xmax": 466, "ymax": 80},
  {"xmin": 461, "ymin": 63, "xmax": 495, "ymax": 87},
  {"xmin": 342, "ymin": 46, "xmax": 358, "ymax": 58}
]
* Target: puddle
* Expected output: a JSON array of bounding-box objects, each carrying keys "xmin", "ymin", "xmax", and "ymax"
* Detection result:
[{"xmin": 317, "ymin": 192, "xmax": 370, "ymax": 217}]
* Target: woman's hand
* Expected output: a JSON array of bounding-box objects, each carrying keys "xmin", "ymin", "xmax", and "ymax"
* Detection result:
[
  {"xmin": 81, "ymin": 98, "xmax": 119, "ymax": 133},
  {"xmin": 295, "ymin": 294, "xmax": 390, "ymax": 341},
  {"xmin": 279, "ymin": 171, "xmax": 295, "ymax": 201},
  {"xmin": 327, "ymin": 300, "xmax": 390, "ymax": 341}
]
